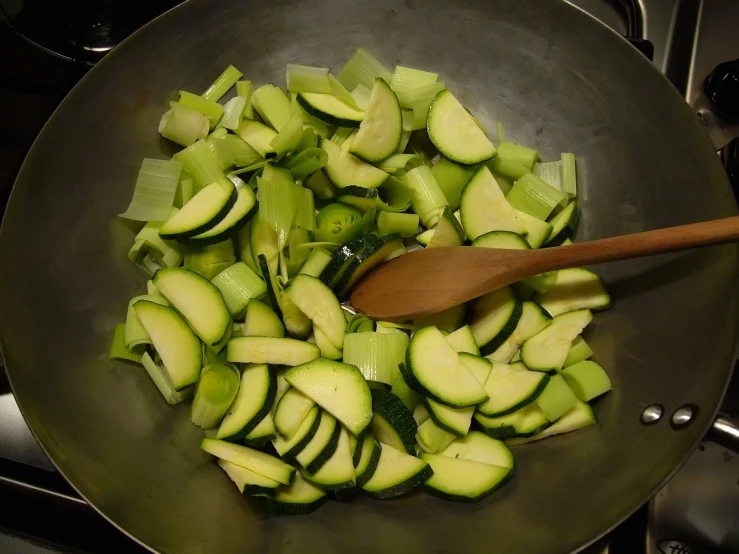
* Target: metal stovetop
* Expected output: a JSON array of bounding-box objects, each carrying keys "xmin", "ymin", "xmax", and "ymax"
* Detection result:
[{"xmin": 0, "ymin": 1, "xmax": 737, "ymax": 552}]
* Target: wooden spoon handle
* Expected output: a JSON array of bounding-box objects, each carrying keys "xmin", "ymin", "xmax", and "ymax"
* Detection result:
[{"xmin": 522, "ymin": 215, "xmax": 739, "ymax": 275}]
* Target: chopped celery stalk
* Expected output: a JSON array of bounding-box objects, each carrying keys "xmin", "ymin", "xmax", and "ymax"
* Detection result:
[
  {"xmin": 391, "ymin": 66, "xmax": 438, "ymax": 94},
  {"xmin": 159, "ymin": 102, "xmax": 209, "ymax": 146},
  {"xmin": 497, "ymin": 141, "xmax": 538, "ymax": 169},
  {"xmin": 430, "ymin": 158, "xmax": 476, "ymax": 211},
  {"xmin": 488, "ymin": 156, "xmax": 530, "ymax": 180},
  {"xmin": 179, "ymin": 91, "xmax": 223, "ymax": 129},
  {"xmin": 291, "ymin": 94, "xmax": 333, "ymax": 138},
  {"xmin": 124, "ymin": 295, "xmax": 169, "ymax": 350},
  {"xmin": 298, "ymin": 247, "xmax": 332, "ymax": 277},
  {"xmin": 172, "ymin": 139, "xmax": 224, "ymax": 189},
  {"xmin": 346, "ymin": 314, "xmax": 375, "ymax": 334},
  {"xmin": 119, "ymin": 159, "xmax": 182, "ymax": 221},
  {"xmin": 377, "ymin": 154, "xmax": 423, "ymax": 175},
  {"xmin": 286, "ymin": 64, "xmax": 332, "ymax": 94},
  {"xmin": 108, "ymin": 323, "xmax": 142, "ymax": 364},
  {"xmin": 219, "ymin": 96, "xmax": 247, "ymax": 130},
  {"xmin": 251, "ymin": 85, "xmax": 292, "ymax": 131},
  {"xmin": 141, "ymin": 352, "xmax": 193, "ymax": 405},
  {"xmin": 532, "ymin": 161, "xmax": 562, "ymax": 191},
  {"xmin": 210, "ymin": 135, "xmax": 263, "ymax": 170},
  {"xmin": 506, "ymin": 173, "xmax": 568, "ymax": 220},
  {"xmin": 257, "ymin": 176, "xmax": 299, "ymax": 249},
  {"xmin": 175, "ymin": 177, "xmax": 194, "ymax": 208},
  {"xmin": 293, "ymin": 185, "xmax": 316, "ymax": 231},
  {"xmin": 351, "ymin": 84, "xmax": 372, "ymax": 110},
  {"xmin": 331, "ymin": 127, "xmax": 355, "ymax": 146},
  {"xmin": 184, "ymin": 239, "xmax": 237, "ymax": 280},
  {"xmin": 285, "ymin": 148, "xmax": 328, "ymax": 180},
  {"xmin": 496, "ymin": 120, "xmax": 505, "ymax": 143},
  {"xmin": 561, "ymin": 153, "xmax": 577, "ymax": 197},
  {"xmin": 401, "ymin": 165, "xmax": 448, "ymax": 228},
  {"xmin": 270, "ymin": 114, "xmax": 304, "ymax": 157},
  {"xmin": 303, "ymin": 170, "xmax": 337, "ymax": 199},
  {"xmin": 343, "ymin": 332, "xmax": 408, "ymax": 385},
  {"xmin": 336, "ymin": 47, "xmax": 392, "ymax": 91},
  {"xmin": 377, "ymin": 211, "xmax": 419, "ymax": 238},
  {"xmin": 128, "ymin": 211, "xmax": 185, "ymax": 275},
  {"xmin": 211, "ymin": 261, "xmax": 267, "ymax": 318},
  {"xmin": 313, "ymin": 207, "xmax": 375, "ymax": 244},
  {"xmin": 202, "ymin": 64, "xmax": 243, "ymax": 102},
  {"xmin": 191, "ymin": 364, "xmax": 240, "ymax": 429}
]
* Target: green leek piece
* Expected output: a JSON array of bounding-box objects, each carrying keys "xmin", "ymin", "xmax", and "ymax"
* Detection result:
[
  {"xmin": 108, "ymin": 323, "xmax": 142, "ymax": 364},
  {"xmin": 401, "ymin": 165, "xmax": 448, "ymax": 228},
  {"xmin": 270, "ymin": 114, "xmax": 304, "ymax": 157},
  {"xmin": 376, "ymin": 321, "xmax": 413, "ymax": 334},
  {"xmin": 313, "ymin": 207, "xmax": 375, "ymax": 244},
  {"xmin": 496, "ymin": 120, "xmax": 505, "ymax": 143},
  {"xmin": 328, "ymin": 74, "xmax": 361, "ymax": 109},
  {"xmin": 561, "ymin": 360, "xmax": 612, "ymax": 402},
  {"xmin": 377, "ymin": 154, "xmax": 423, "ymax": 175},
  {"xmin": 564, "ymin": 336, "xmax": 593, "ymax": 367},
  {"xmin": 330, "ymin": 127, "xmax": 355, "ymax": 146},
  {"xmin": 286, "ymin": 64, "xmax": 332, "ymax": 94},
  {"xmin": 285, "ymin": 148, "xmax": 328, "ymax": 180},
  {"xmin": 128, "ymin": 211, "xmax": 185, "ymax": 275},
  {"xmin": 303, "ymin": 170, "xmax": 337, "ymax": 199},
  {"xmin": 251, "ymin": 84, "xmax": 292, "ymax": 131},
  {"xmin": 209, "ymin": 127, "xmax": 228, "ymax": 140},
  {"xmin": 146, "ymin": 280, "xmax": 162, "ymax": 297},
  {"xmin": 210, "ymin": 135, "xmax": 263, "ymax": 170},
  {"xmin": 191, "ymin": 364, "xmax": 241, "ymax": 429},
  {"xmin": 159, "ymin": 102, "xmax": 209, "ymax": 147},
  {"xmin": 291, "ymin": 94, "xmax": 333, "ymax": 138},
  {"xmin": 172, "ymin": 139, "xmax": 224, "ymax": 189},
  {"xmin": 497, "ymin": 141, "xmax": 538, "ymax": 169},
  {"xmin": 402, "ymin": 109, "xmax": 414, "ymax": 132},
  {"xmin": 506, "ymin": 173, "xmax": 568, "ymax": 221},
  {"xmin": 219, "ymin": 96, "xmax": 247, "ymax": 130},
  {"xmin": 261, "ymin": 163, "xmax": 294, "ymax": 185},
  {"xmin": 256, "ymin": 177, "xmax": 299, "ymax": 249},
  {"xmin": 294, "ymin": 127, "xmax": 318, "ymax": 155},
  {"xmin": 346, "ymin": 313, "xmax": 375, "ymax": 334},
  {"xmin": 561, "ymin": 153, "xmax": 577, "ymax": 197},
  {"xmin": 119, "ymin": 159, "xmax": 182, "ymax": 221},
  {"xmin": 285, "ymin": 228, "xmax": 313, "ymax": 277},
  {"xmin": 124, "ymin": 295, "xmax": 169, "ymax": 351},
  {"xmin": 343, "ymin": 332, "xmax": 408, "ymax": 385},
  {"xmin": 316, "ymin": 202, "xmax": 363, "ymax": 236},
  {"xmin": 202, "ymin": 65, "xmax": 243, "ymax": 102},
  {"xmin": 351, "ymin": 84, "xmax": 372, "ymax": 110},
  {"xmin": 236, "ymin": 80, "xmax": 254, "ymax": 115},
  {"xmin": 184, "ymin": 239, "xmax": 237, "ymax": 280},
  {"xmin": 430, "ymin": 158, "xmax": 476, "ymax": 211},
  {"xmin": 336, "ymin": 48, "xmax": 392, "ymax": 91},
  {"xmin": 179, "ymin": 91, "xmax": 223, "ymax": 129},
  {"xmin": 489, "ymin": 156, "xmax": 529, "ymax": 181},
  {"xmin": 377, "ymin": 211, "xmax": 419, "ymax": 237},
  {"xmin": 396, "ymin": 130, "xmax": 412, "ymax": 154},
  {"xmin": 211, "ymin": 261, "xmax": 267, "ymax": 318},
  {"xmin": 141, "ymin": 352, "xmax": 194, "ymax": 405},
  {"xmin": 396, "ymin": 82, "xmax": 446, "ymax": 130},
  {"xmin": 390, "ymin": 66, "xmax": 438, "ymax": 93},
  {"xmin": 174, "ymin": 177, "xmax": 194, "ymax": 208},
  {"xmin": 532, "ymin": 160, "xmax": 562, "ymax": 192},
  {"xmin": 298, "ymin": 247, "xmax": 332, "ymax": 277},
  {"xmin": 293, "ymin": 186, "xmax": 315, "ymax": 232}
]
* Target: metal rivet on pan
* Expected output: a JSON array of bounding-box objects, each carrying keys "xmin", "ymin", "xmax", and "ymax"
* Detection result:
[
  {"xmin": 671, "ymin": 404, "xmax": 696, "ymax": 428},
  {"xmin": 641, "ymin": 404, "xmax": 664, "ymax": 425}
]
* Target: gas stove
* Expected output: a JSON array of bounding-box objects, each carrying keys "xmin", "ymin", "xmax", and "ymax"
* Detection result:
[{"xmin": 0, "ymin": 1, "xmax": 737, "ymax": 553}]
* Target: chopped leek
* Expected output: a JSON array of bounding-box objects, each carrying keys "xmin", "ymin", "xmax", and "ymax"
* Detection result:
[
  {"xmin": 251, "ymin": 84, "xmax": 292, "ymax": 131},
  {"xmin": 396, "ymin": 130, "xmax": 412, "ymax": 154},
  {"xmin": 284, "ymin": 148, "xmax": 328, "ymax": 180},
  {"xmin": 124, "ymin": 295, "xmax": 169, "ymax": 351},
  {"xmin": 179, "ymin": 91, "xmax": 223, "ymax": 128},
  {"xmin": 351, "ymin": 84, "xmax": 372, "ymax": 110},
  {"xmin": 211, "ymin": 262, "xmax": 266, "ymax": 318},
  {"xmin": 395, "ymin": 82, "xmax": 446, "ymax": 130},
  {"xmin": 191, "ymin": 364, "xmax": 240, "ymax": 429},
  {"xmin": 336, "ymin": 47, "xmax": 392, "ymax": 91},
  {"xmin": 401, "ymin": 165, "xmax": 448, "ymax": 228},
  {"xmin": 291, "ymin": 94, "xmax": 333, "ymax": 138},
  {"xmin": 262, "ymin": 163, "xmax": 294, "ymax": 185},
  {"xmin": 328, "ymin": 74, "xmax": 361, "ymax": 109},
  {"xmin": 346, "ymin": 313, "xmax": 374, "ymax": 334},
  {"xmin": 391, "ymin": 66, "xmax": 438, "ymax": 93},
  {"xmin": 343, "ymin": 332, "xmax": 409, "ymax": 385},
  {"xmin": 377, "ymin": 154, "xmax": 423, "ymax": 175},
  {"xmin": 108, "ymin": 323, "xmax": 142, "ymax": 364},
  {"xmin": 490, "ymin": 155, "xmax": 531, "ymax": 181},
  {"xmin": 532, "ymin": 161, "xmax": 562, "ymax": 191},
  {"xmin": 298, "ymin": 247, "xmax": 332, "ymax": 277},
  {"xmin": 303, "ymin": 169, "xmax": 337, "ymax": 199},
  {"xmin": 381, "ymin": 176, "xmax": 414, "ymax": 212},
  {"xmin": 293, "ymin": 185, "xmax": 315, "ymax": 231},
  {"xmin": 219, "ymin": 96, "xmax": 247, "ymax": 130},
  {"xmin": 128, "ymin": 212, "xmax": 185, "ymax": 275},
  {"xmin": 313, "ymin": 207, "xmax": 375, "ymax": 244},
  {"xmin": 377, "ymin": 211, "xmax": 419, "ymax": 238},
  {"xmin": 172, "ymin": 139, "xmax": 224, "ymax": 189},
  {"xmin": 496, "ymin": 120, "xmax": 505, "ymax": 143},
  {"xmin": 497, "ymin": 141, "xmax": 538, "ymax": 169},
  {"xmin": 330, "ymin": 127, "xmax": 355, "ymax": 146},
  {"xmin": 210, "ymin": 134, "xmax": 262, "ymax": 170},
  {"xmin": 286, "ymin": 64, "xmax": 332, "ymax": 94},
  {"xmin": 146, "ymin": 280, "xmax": 162, "ymax": 297},
  {"xmin": 141, "ymin": 352, "xmax": 194, "ymax": 405},
  {"xmin": 257, "ymin": 177, "xmax": 299, "ymax": 248},
  {"xmin": 507, "ymin": 173, "xmax": 568, "ymax": 221},
  {"xmin": 174, "ymin": 177, "xmax": 194, "ymax": 208},
  {"xmin": 202, "ymin": 64, "xmax": 243, "ymax": 102},
  {"xmin": 430, "ymin": 158, "xmax": 475, "ymax": 211},
  {"xmin": 285, "ymin": 228, "xmax": 313, "ymax": 277},
  {"xmin": 119, "ymin": 159, "xmax": 182, "ymax": 221},
  {"xmin": 184, "ymin": 239, "xmax": 237, "ymax": 280},
  {"xmin": 294, "ymin": 128, "xmax": 318, "ymax": 155},
  {"xmin": 376, "ymin": 321, "xmax": 413, "ymax": 334},
  {"xmin": 402, "ymin": 109, "xmax": 415, "ymax": 132},
  {"xmin": 561, "ymin": 153, "xmax": 577, "ymax": 197},
  {"xmin": 270, "ymin": 114, "xmax": 304, "ymax": 157},
  {"xmin": 315, "ymin": 202, "xmax": 363, "ymax": 236},
  {"xmin": 237, "ymin": 80, "xmax": 255, "ymax": 120},
  {"xmin": 159, "ymin": 102, "xmax": 209, "ymax": 147}
]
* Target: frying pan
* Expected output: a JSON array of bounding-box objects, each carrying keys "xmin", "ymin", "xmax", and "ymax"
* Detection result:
[{"xmin": 0, "ymin": 0, "xmax": 737, "ymax": 552}]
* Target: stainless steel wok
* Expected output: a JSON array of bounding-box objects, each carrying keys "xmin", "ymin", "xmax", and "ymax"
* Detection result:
[{"xmin": 0, "ymin": 0, "xmax": 737, "ymax": 552}]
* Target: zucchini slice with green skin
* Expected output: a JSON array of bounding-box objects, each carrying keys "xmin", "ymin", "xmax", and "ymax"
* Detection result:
[
  {"xmin": 534, "ymin": 267, "xmax": 613, "ymax": 317},
  {"xmin": 319, "ymin": 235, "xmax": 378, "ymax": 289},
  {"xmin": 459, "ymin": 353, "xmax": 493, "ymax": 385},
  {"xmin": 243, "ymin": 413, "xmax": 277, "ymax": 449},
  {"xmin": 218, "ymin": 459, "xmax": 280, "ymax": 496},
  {"xmin": 286, "ymin": 274, "xmax": 346, "ymax": 350},
  {"xmin": 273, "ymin": 387, "xmax": 315, "ymax": 440},
  {"xmin": 416, "ymin": 418, "xmax": 456, "ymax": 453},
  {"xmin": 267, "ymin": 472, "xmax": 327, "ymax": 516},
  {"xmin": 216, "ymin": 364, "xmax": 276, "ymax": 441},
  {"xmin": 313, "ymin": 327, "xmax": 343, "ymax": 360},
  {"xmin": 506, "ymin": 402, "xmax": 596, "ymax": 446},
  {"xmin": 348, "ymin": 78, "xmax": 402, "ymax": 162},
  {"xmin": 561, "ymin": 360, "xmax": 612, "ymax": 401},
  {"xmin": 272, "ymin": 406, "xmax": 322, "ymax": 461},
  {"xmin": 406, "ymin": 326, "xmax": 489, "ymax": 408},
  {"xmin": 354, "ymin": 434, "xmax": 382, "ymax": 488},
  {"xmin": 415, "ymin": 229, "xmax": 435, "ymax": 246},
  {"xmin": 515, "ymin": 209, "xmax": 553, "ymax": 249},
  {"xmin": 362, "ymin": 442, "xmax": 434, "ymax": 499},
  {"xmin": 421, "ymin": 453, "xmax": 512, "ymax": 503},
  {"xmin": 470, "ymin": 286, "xmax": 522, "ymax": 353},
  {"xmin": 132, "ymin": 300, "xmax": 201, "ymax": 390},
  {"xmin": 201, "ymin": 438, "xmax": 295, "ymax": 485},
  {"xmin": 226, "ymin": 337, "xmax": 320, "ymax": 366},
  {"xmin": 370, "ymin": 389, "xmax": 418, "ymax": 454},
  {"xmin": 413, "ymin": 303, "xmax": 467, "ymax": 333},
  {"xmin": 487, "ymin": 301, "xmax": 551, "ymax": 362},
  {"xmin": 460, "ymin": 165, "xmax": 526, "ymax": 239},
  {"xmin": 295, "ymin": 412, "xmax": 340, "ymax": 474},
  {"xmin": 335, "ymin": 233, "xmax": 403, "ymax": 300},
  {"xmin": 545, "ymin": 200, "xmax": 580, "ymax": 246},
  {"xmin": 535, "ymin": 374, "xmax": 579, "ymax": 421},
  {"xmin": 473, "ymin": 410, "xmax": 526, "ymax": 440},
  {"xmin": 424, "ymin": 397, "xmax": 474, "ymax": 437},
  {"xmin": 300, "ymin": 426, "xmax": 356, "ymax": 490},
  {"xmin": 472, "ymin": 230, "xmax": 530, "ymax": 250},
  {"xmin": 512, "ymin": 403, "xmax": 551, "ymax": 437},
  {"xmin": 427, "ymin": 206, "xmax": 465, "ymax": 248},
  {"xmin": 477, "ymin": 363, "xmax": 550, "ymax": 418},
  {"xmin": 440, "ymin": 431, "xmax": 514, "ymax": 468},
  {"xmin": 152, "ymin": 267, "xmax": 231, "ymax": 347},
  {"xmin": 564, "ymin": 336, "xmax": 593, "ymax": 367},
  {"xmin": 427, "ymin": 90, "xmax": 496, "ymax": 165},
  {"xmin": 285, "ymin": 358, "xmax": 373, "ymax": 436},
  {"xmin": 280, "ymin": 294, "xmax": 313, "ymax": 341},
  {"xmin": 242, "ymin": 299, "xmax": 285, "ymax": 338},
  {"xmin": 159, "ymin": 178, "xmax": 237, "ymax": 240},
  {"xmin": 297, "ymin": 93, "xmax": 366, "ymax": 127},
  {"xmin": 321, "ymin": 138, "xmax": 389, "ymax": 189},
  {"xmin": 445, "ymin": 325, "xmax": 479, "ymax": 355},
  {"xmin": 520, "ymin": 309, "xmax": 593, "ymax": 373},
  {"xmin": 185, "ymin": 184, "xmax": 257, "ymax": 247}
]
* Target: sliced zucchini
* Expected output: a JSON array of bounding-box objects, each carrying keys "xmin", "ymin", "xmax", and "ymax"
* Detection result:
[
  {"xmin": 218, "ymin": 459, "xmax": 280, "ymax": 496},
  {"xmin": 267, "ymin": 472, "xmax": 327, "ymax": 516},
  {"xmin": 335, "ymin": 233, "xmax": 403, "ymax": 299},
  {"xmin": 370, "ymin": 389, "xmax": 417, "ymax": 454},
  {"xmin": 421, "ymin": 453, "xmax": 512, "ymax": 502},
  {"xmin": 506, "ymin": 402, "xmax": 596, "ymax": 446},
  {"xmin": 474, "ymin": 410, "xmax": 525, "ymax": 440},
  {"xmin": 242, "ymin": 299, "xmax": 285, "ymax": 338},
  {"xmin": 152, "ymin": 268, "xmax": 231, "ymax": 347},
  {"xmin": 460, "ymin": 166, "xmax": 526, "ymax": 239},
  {"xmin": 251, "ymin": 216, "xmax": 279, "ymax": 277},
  {"xmin": 301, "ymin": 426, "xmax": 355, "ymax": 490},
  {"xmin": 272, "ymin": 406, "xmax": 322, "ymax": 461},
  {"xmin": 413, "ymin": 303, "xmax": 467, "ymax": 333},
  {"xmin": 280, "ymin": 294, "xmax": 313, "ymax": 341},
  {"xmin": 477, "ymin": 362, "xmax": 549, "ymax": 418},
  {"xmin": 427, "ymin": 206, "xmax": 465, "ymax": 248},
  {"xmin": 545, "ymin": 200, "xmax": 580, "ymax": 246},
  {"xmin": 487, "ymin": 301, "xmax": 551, "ymax": 362},
  {"xmin": 424, "ymin": 398, "xmax": 474, "ymax": 437},
  {"xmin": 415, "ymin": 229, "xmax": 435, "ymax": 246},
  {"xmin": 285, "ymin": 358, "xmax": 373, "ymax": 436},
  {"xmin": 534, "ymin": 268, "xmax": 613, "ymax": 317},
  {"xmin": 132, "ymin": 300, "xmax": 201, "ymax": 390},
  {"xmin": 427, "ymin": 90, "xmax": 496, "ymax": 165},
  {"xmin": 201, "ymin": 438, "xmax": 295, "ymax": 485},
  {"xmin": 243, "ymin": 413, "xmax": 277, "ymax": 448},
  {"xmin": 515, "ymin": 209, "xmax": 553, "ymax": 249},
  {"xmin": 430, "ymin": 157, "xmax": 476, "ymax": 211},
  {"xmin": 236, "ymin": 119, "xmax": 277, "ymax": 158},
  {"xmin": 257, "ymin": 252, "xmax": 282, "ymax": 322},
  {"xmin": 273, "ymin": 388, "xmax": 315, "ymax": 439},
  {"xmin": 354, "ymin": 433, "xmax": 382, "ymax": 487},
  {"xmin": 560, "ymin": 360, "xmax": 611, "ymax": 402},
  {"xmin": 564, "ymin": 336, "xmax": 593, "ymax": 367},
  {"xmin": 319, "ymin": 235, "xmax": 377, "ymax": 289},
  {"xmin": 185, "ymin": 183, "xmax": 257, "ymax": 247},
  {"xmin": 390, "ymin": 363, "xmax": 421, "ymax": 413},
  {"xmin": 416, "ymin": 419, "xmax": 456, "ymax": 454},
  {"xmin": 216, "ymin": 364, "xmax": 276, "ymax": 441},
  {"xmin": 406, "ymin": 326, "xmax": 488, "ymax": 408},
  {"xmin": 226, "ymin": 337, "xmax": 320, "ymax": 366},
  {"xmin": 321, "ymin": 138, "xmax": 389, "ymax": 189},
  {"xmin": 470, "ymin": 286, "xmax": 522, "ymax": 353},
  {"xmin": 295, "ymin": 412, "xmax": 340, "ymax": 474},
  {"xmin": 286, "ymin": 275, "xmax": 346, "ymax": 350},
  {"xmin": 297, "ymin": 93, "xmax": 366, "ymax": 127},
  {"xmin": 459, "ymin": 353, "xmax": 493, "ymax": 385},
  {"xmin": 520, "ymin": 309, "xmax": 593, "ymax": 373},
  {"xmin": 236, "ymin": 220, "xmax": 259, "ymax": 274},
  {"xmin": 535, "ymin": 374, "xmax": 579, "ymax": 421},
  {"xmin": 472, "ymin": 230, "xmax": 530, "ymax": 250},
  {"xmin": 362, "ymin": 442, "xmax": 434, "ymax": 499},
  {"xmin": 313, "ymin": 327, "xmax": 342, "ymax": 360},
  {"xmin": 440, "ymin": 431, "xmax": 514, "ymax": 468},
  {"xmin": 445, "ymin": 324, "xmax": 480, "ymax": 355},
  {"xmin": 348, "ymin": 78, "xmax": 402, "ymax": 162},
  {"xmin": 159, "ymin": 178, "xmax": 236, "ymax": 240}
]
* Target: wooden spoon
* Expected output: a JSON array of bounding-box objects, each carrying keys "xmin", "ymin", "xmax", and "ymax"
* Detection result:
[{"xmin": 351, "ymin": 215, "xmax": 739, "ymax": 320}]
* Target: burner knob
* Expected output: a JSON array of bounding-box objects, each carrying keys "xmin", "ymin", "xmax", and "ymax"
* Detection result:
[
  {"xmin": 718, "ymin": 137, "xmax": 739, "ymax": 204},
  {"xmin": 704, "ymin": 59, "xmax": 739, "ymax": 123}
]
